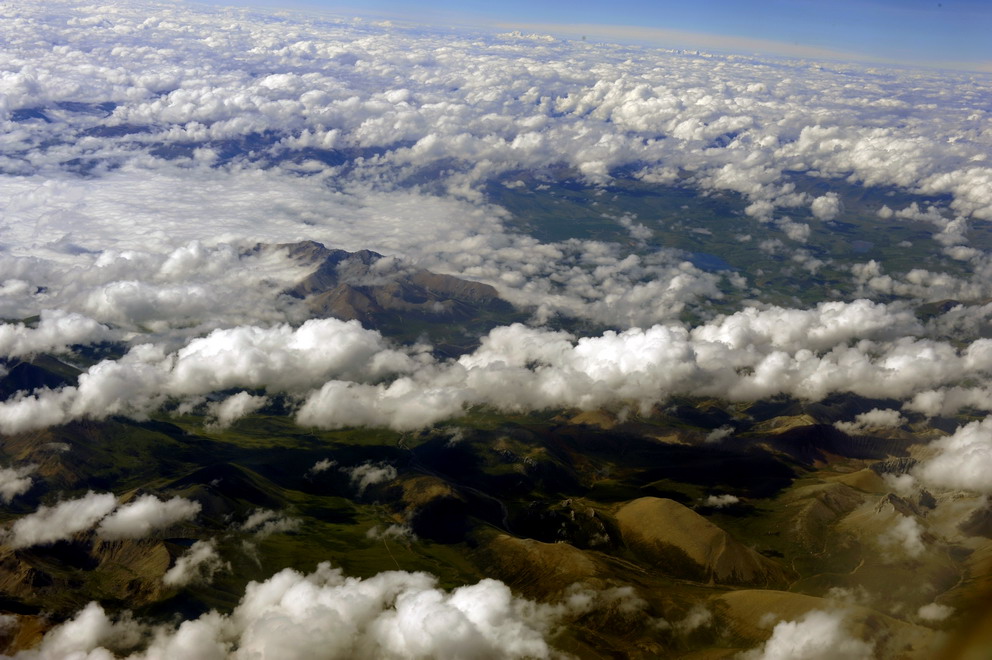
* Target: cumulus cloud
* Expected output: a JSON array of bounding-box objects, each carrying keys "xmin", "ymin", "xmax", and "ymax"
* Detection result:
[
  {"xmin": 673, "ymin": 605, "xmax": 712, "ymax": 634},
  {"xmin": 915, "ymin": 416, "xmax": 992, "ymax": 494},
  {"xmin": 9, "ymin": 3, "xmax": 977, "ymax": 235},
  {"xmin": 297, "ymin": 378, "xmax": 466, "ymax": 432},
  {"xmin": 168, "ymin": 319, "xmax": 414, "ymax": 394},
  {"xmin": 904, "ymin": 386, "xmax": 992, "ymax": 418},
  {"xmin": 703, "ymin": 494, "xmax": 739, "ymax": 508},
  {"xmin": 0, "ymin": 0, "xmax": 986, "ymax": 383},
  {"xmin": 2, "ymin": 492, "xmax": 201, "ymax": 547},
  {"xmin": 878, "ymin": 515, "xmax": 926, "ymax": 559},
  {"xmin": 740, "ymin": 609, "xmax": 874, "ymax": 660},
  {"xmin": 4, "ymin": 296, "xmax": 992, "ymax": 435},
  {"xmin": 834, "ymin": 408, "xmax": 905, "ymax": 434},
  {"xmin": 616, "ymin": 214, "xmax": 653, "ymax": 242},
  {"xmin": 0, "ymin": 310, "xmax": 112, "ymax": 358},
  {"xmin": 823, "ymin": 586, "xmax": 870, "ymax": 607},
  {"xmin": 307, "ymin": 458, "xmax": 337, "ymax": 476},
  {"xmin": 13, "ymin": 564, "xmax": 570, "ymax": 660},
  {"xmin": 777, "ymin": 218, "xmax": 811, "ymax": 243},
  {"xmin": 3, "ymin": 491, "xmax": 117, "ymax": 548},
  {"xmin": 916, "ymin": 602, "xmax": 954, "ymax": 622},
  {"xmin": 96, "ymin": 494, "xmax": 201, "ymax": 540},
  {"xmin": 344, "ymin": 462, "xmax": 399, "ymax": 495},
  {"xmin": 705, "ymin": 426, "xmax": 734, "ymax": 443},
  {"xmin": 689, "ymin": 299, "xmax": 922, "ymax": 354},
  {"xmin": 810, "ymin": 193, "xmax": 841, "ymax": 221},
  {"xmin": 0, "ymin": 318, "xmax": 419, "ymax": 434},
  {"xmin": 291, "ymin": 303, "xmax": 992, "ymax": 431},
  {"xmin": 240, "ymin": 509, "xmax": 301, "ymax": 540},
  {"xmin": 206, "ymin": 392, "xmax": 269, "ymax": 430},
  {"xmin": 0, "ymin": 237, "xmax": 313, "ymax": 337},
  {"xmin": 0, "ymin": 464, "xmax": 36, "ymax": 503},
  {"xmin": 162, "ymin": 539, "xmax": 230, "ymax": 588}
]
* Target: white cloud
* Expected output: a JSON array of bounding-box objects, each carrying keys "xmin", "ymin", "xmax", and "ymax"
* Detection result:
[
  {"xmin": 0, "ymin": 464, "xmax": 36, "ymax": 503},
  {"xmin": 3, "ymin": 491, "xmax": 117, "ymax": 548},
  {"xmin": 163, "ymin": 539, "xmax": 230, "ymax": 588},
  {"xmin": 0, "ymin": 310, "xmax": 112, "ymax": 358},
  {"xmin": 878, "ymin": 515, "xmax": 926, "ymax": 559},
  {"xmin": 689, "ymin": 299, "xmax": 922, "ymax": 354},
  {"xmin": 168, "ymin": 319, "xmax": 413, "ymax": 394},
  {"xmin": 10, "ymin": 1, "xmax": 992, "ymax": 231},
  {"xmin": 14, "ymin": 563, "xmax": 571, "ymax": 660},
  {"xmin": 206, "ymin": 392, "xmax": 268, "ymax": 430},
  {"xmin": 297, "ymin": 378, "xmax": 467, "ymax": 432},
  {"xmin": 904, "ymin": 386, "xmax": 992, "ymax": 417},
  {"xmin": 4, "ymin": 296, "xmax": 992, "ymax": 435},
  {"xmin": 882, "ymin": 473, "xmax": 919, "ymax": 498},
  {"xmin": 344, "ymin": 462, "xmax": 398, "ymax": 495},
  {"xmin": 834, "ymin": 408, "xmax": 905, "ymax": 434},
  {"xmin": 674, "ymin": 604, "xmax": 712, "ymax": 634},
  {"xmin": 810, "ymin": 193, "xmax": 841, "ymax": 221},
  {"xmin": 17, "ymin": 601, "xmax": 149, "ymax": 660},
  {"xmin": 1, "ymin": 0, "xmax": 992, "ymax": 479},
  {"xmin": 915, "ymin": 416, "xmax": 992, "ymax": 494},
  {"xmin": 2, "ymin": 492, "xmax": 202, "ymax": 547},
  {"xmin": 96, "ymin": 494, "xmax": 201, "ymax": 540},
  {"xmin": 703, "ymin": 494, "xmax": 739, "ymax": 508},
  {"xmin": 777, "ymin": 218, "xmax": 811, "ymax": 242},
  {"xmin": 740, "ymin": 609, "xmax": 874, "ymax": 660},
  {"xmin": 705, "ymin": 426, "xmax": 734, "ymax": 443},
  {"xmin": 617, "ymin": 214, "xmax": 653, "ymax": 242},
  {"xmin": 0, "ymin": 1, "xmax": 988, "ymax": 421},
  {"xmin": 916, "ymin": 602, "xmax": 954, "ymax": 622},
  {"xmin": 307, "ymin": 458, "xmax": 337, "ymax": 476},
  {"xmin": 240, "ymin": 509, "xmax": 301, "ymax": 539},
  {"xmin": 0, "ymin": 318, "xmax": 420, "ymax": 434}
]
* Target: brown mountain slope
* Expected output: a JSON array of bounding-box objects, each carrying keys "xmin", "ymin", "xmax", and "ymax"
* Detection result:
[
  {"xmin": 278, "ymin": 240, "xmax": 506, "ymax": 323},
  {"xmin": 615, "ymin": 497, "xmax": 791, "ymax": 587},
  {"xmin": 261, "ymin": 240, "xmax": 520, "ymax": 353}
]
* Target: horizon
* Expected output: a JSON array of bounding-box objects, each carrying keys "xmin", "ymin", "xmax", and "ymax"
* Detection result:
[{"xmin": 194, "ymin": 0, "xmax": 992, "ymax": 72}]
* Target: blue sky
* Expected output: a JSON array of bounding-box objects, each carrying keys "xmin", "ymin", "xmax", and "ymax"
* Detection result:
[{"xmin": 202, "ymin": 0, "xmax": 992, "ymax": 70}]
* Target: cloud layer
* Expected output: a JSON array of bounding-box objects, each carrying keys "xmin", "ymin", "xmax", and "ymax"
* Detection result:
[
  {"xmin": 0, "ymin": 0, "xmax": 990, "ymax": 343},
  {"xmin": 3, "ymin": 299, "xmax": 992, "ymax": 434}
]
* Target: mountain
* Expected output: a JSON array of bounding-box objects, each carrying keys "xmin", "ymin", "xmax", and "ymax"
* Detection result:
[
  {"xmin": 615, "ymin": 497, "xmax": 791, "ymax": 587},
  {"xmin": 270, "ymin": 241, "xmax": 522, "ymax": 354}
]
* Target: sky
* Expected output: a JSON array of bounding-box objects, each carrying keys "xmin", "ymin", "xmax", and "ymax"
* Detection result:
[{"xmin": 202, "ymin": 0, "xmax": 992, "ymax": 70}]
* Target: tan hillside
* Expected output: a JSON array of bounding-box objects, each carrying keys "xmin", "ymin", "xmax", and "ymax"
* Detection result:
[
  {"xmin": 0, "ymin": 538, "xmax": 169, "ymax": 610},
  {"xmin": 781, "ymin": 481, "xmax": 866, "ymax": 550},
  {"xmin": 615, "ymin": 497, "xmax": 790, "ymax": 586},
  {"xmin": 477, "ymin": 533, "xmax": 603, "ymax": 598},
  {"xmin": 752, "ymin": 414, "xmax": 818, "ymax": 434},
  {"xmin": 826, "ymin": 468, "xmax": 890, "ymax": 493}
]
